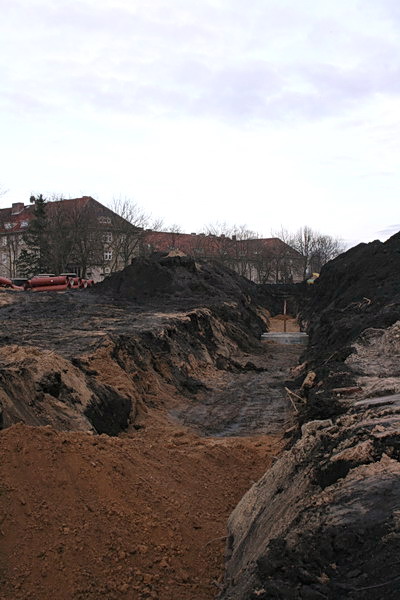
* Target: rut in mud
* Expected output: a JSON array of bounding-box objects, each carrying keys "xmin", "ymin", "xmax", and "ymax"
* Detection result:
[
  {"xmin": 171, "ymin": 344, "xmax": 299, "ymax": 437},
  {"xmin": 0, "ymin": 263, "xmax": 302, "ymax": 600}
]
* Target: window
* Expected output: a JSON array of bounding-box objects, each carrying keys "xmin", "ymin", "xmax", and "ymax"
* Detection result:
[
  {"xmin": 4, "ymin": 223, "xmax": 12, "ymax": 230},
  {"xmin": 1, "ymin": 236, "xmax": 6, "ymax": 246},
  {"xmin": 104, "ymin": 251, "xmax": 112, "ymax": 261},
  {"xmin": 104, "ymin": 266, "xmax": 111, "ymax": 274},
  {"xmin": 98, "ymin": 216, "xmax": 111, "ymax": 224},
  {"xmin": 20, "ymin": 220, "xmax": 28, "ymax": 228},
  {"xmin": 103, "ymin": 232, "xmax": 113, "ymax": 243}
]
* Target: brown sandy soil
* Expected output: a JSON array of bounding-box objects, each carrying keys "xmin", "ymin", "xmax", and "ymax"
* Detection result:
[
  {"xmin": 268, "ymin": 315, "xmax": 300, "ymax": 333},
  {"xmin": 0, "ymin": 423, "xmax": 284, "ymax": 600}
]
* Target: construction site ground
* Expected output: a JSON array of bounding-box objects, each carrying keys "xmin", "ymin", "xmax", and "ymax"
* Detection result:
[{"xmin": 0, "ymin": 290, "xmax": 302, "ymax": 600}]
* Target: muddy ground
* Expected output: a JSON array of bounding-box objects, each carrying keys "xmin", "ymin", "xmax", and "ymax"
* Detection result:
[{"xmin": 0, "ymin": 283, "xmax": 301, "ymax": 600}]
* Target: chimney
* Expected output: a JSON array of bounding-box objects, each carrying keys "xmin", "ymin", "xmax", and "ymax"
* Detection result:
[{"xmin": 11, "ymin": 202, "xmax": 24, "ymax": 215}]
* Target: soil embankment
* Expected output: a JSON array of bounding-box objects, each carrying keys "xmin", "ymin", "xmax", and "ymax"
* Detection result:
[
  {"xmin": 220, "ymin": 233, "xmax": 400, "ymax": 600},
  {"xmin": 0, "ymin": 256, "xmax": 302, "ymax": 600}
]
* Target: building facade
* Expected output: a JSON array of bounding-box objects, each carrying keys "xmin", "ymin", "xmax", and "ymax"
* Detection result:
[
  {"xmin": 0, "ymin": 196, "xmax": 141, "ymax": 282},
  {"xmin": 141, "ymin": 231, "xmax": 304, "ymax": 283}
]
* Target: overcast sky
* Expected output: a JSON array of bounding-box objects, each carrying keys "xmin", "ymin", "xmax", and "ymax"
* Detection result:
[{"xmin": 1, "ymin": 0, "xmax": 400, "ymax": 247}]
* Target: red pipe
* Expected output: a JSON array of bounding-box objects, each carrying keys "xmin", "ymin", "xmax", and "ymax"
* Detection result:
[
  {"xmin": 28, "ymin": 276, "xmax": 68, "ymax": 288},
  {"xmin": 67, "ymin": 277, "xmax": 81, "ymax": 288},
  {"xmin": 0, "ymin": 276, "xmax": 13, "ymax": 287},
  {"xmin": 31, "ymin": 284, "xmax": 69, "ymax": 292}
]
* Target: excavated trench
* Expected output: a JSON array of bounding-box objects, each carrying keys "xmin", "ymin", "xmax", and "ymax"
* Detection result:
[
  {"xmin": 5, "ymin": 240, "xmax": 399, "ymax": 600},
  {"xmin": 8, "ymin": 239, "xmax": 399, "ymax": 600},
  {"xmin": 219, "ymin": 235, "xmax": 400, "ymax": 600},
  {"xmin": 0, "ymin": 288, "xmax": 302, "ymax": 600}
]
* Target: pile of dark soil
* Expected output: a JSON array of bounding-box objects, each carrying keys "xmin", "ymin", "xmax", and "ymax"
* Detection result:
[
  {"xmin": 302, "ymin": 232, "xmax": 400, "ymax": 361},
  {"xmin": 295, "ymin": 232, "xmax": 400, "ymax": 420},
  {"xmin": 94, "ymin": 254, "xmax": 264, "ymax": 308},
  {"xmin": 221, "ymin": 396, "xmax": 400, "ymax": 600}
]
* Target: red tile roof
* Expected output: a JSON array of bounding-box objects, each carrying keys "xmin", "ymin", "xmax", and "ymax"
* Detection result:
[
  {"xmin": 142, "ymin": 231, "xmax": 300, "ymax": 258},
  {"xmin": 0, "ymin": 204, "xmax": 33, "ymax": 233},
  {"xmin": 0, "ymin": 197, "xmax": 109, "ymax": 234}
]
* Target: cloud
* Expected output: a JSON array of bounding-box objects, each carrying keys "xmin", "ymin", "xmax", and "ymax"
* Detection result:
[
  {"xmin": 2, "ymin": 0, "xmax": 400, "ymax": 138},
  {"xmin": 2, "ymin": 0, "xmax": 400, "ymax": 125}
]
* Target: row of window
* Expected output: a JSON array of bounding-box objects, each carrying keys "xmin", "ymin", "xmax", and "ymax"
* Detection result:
[
  {"xmin": 3, "ymin": 221, "xmax": 28, "ymax": 230},
  {"xmin": 1, "ymin": 248, "xmax": 113, "ymax": 262}
]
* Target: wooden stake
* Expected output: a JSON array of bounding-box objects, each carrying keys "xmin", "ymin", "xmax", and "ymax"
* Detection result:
[{"xmin": 283, "ymin": 298, "xmax": 287, "ymax": 332}]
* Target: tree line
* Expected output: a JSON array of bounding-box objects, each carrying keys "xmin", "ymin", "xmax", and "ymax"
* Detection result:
[{"xmin": 153, "ymin": 222, "xmax": 345, "ymax": 283}]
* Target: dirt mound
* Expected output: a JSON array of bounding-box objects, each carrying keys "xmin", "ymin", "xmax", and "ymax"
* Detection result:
[
  {"xmin": 302, "ymin": 232, "xmax": 400, "ymax": 361},
  {"xmin": 290, "ymin": 232, "xmax": 400, "ymax": 421},
  {"xmin": 94, "ymin": 254, "xmax": 263, "ymax": 307},
  {"xmin": 0, "ymin": 345, "xmax": 133, "ymax": 435},
  {"xmin": 220, "ymin": 396, "xmax": 400, "ymax": 600},
  {"xmin": 0, "ymin": 422, "xmax": 284, "ymax": 600}
]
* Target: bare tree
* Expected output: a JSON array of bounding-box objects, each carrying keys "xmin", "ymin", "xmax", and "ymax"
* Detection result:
[
  {"xmin": 252, "ymin": 238, "xmax": 296, "ymax": 283},
  {"xmin": 164, "ymin": 223, "xmax": 183, "ymax": 251},
  {"xmin": 0, "ymin": 217, "xmax": 23, "ymax": 278},
  {"xmin": 288, "ymin": 226, "xmax": 345, "ymax": 278},
  {"xmin": 202, "ymin": 222, "xmax": 235, "ymax": 266},
  {"xmin": 230, "ymin": 225, "xmax": 259, "ymax": 278},
  {"xmin": 46, "ymin": 201, "xmax": 77, "ymax": 274},
  {"xmin": 66, "ymin": 201, "xmax": 104, "ymax": 278},
  {"xmin": 202, "ymin": 222, "xmax": 263, "ymax": 278},
  {"xmin": 310, "ymin": 233, "xmax": 346, "ymax": 272},
  {"xmin": 106, "ymin": 197, "xmax": 148, "ymax": 270},
  {"xmin": 107, "ymin": 197, "xmax": 166, "ymax": 269}
]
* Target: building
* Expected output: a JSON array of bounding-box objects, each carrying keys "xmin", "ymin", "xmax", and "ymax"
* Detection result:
[
  {"xmin": 0, "ymin": 196, "xmax": 141, "ymax": 281},
  {"xmin": 141, "ymin": 231, "xmax": 304, "ymax": 283},
  {"xmin": 0, "ymin": 195, "xmax": 304, "ymax": 284}
]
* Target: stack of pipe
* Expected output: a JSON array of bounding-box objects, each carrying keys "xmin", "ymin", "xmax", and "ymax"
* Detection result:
[
  {"xmin": 67, "ymin": 276, "xmax": 81, "ymax": 289},
  {"xmin": 23, "ymin": 275, "xmax": 95, "ymax": 292},
  {"xmin": 80, "ymin": 279, "xmax": 94, "ymax": 288},
  {"xmin": 0, "ymin": 277, "xmax": 24, "ymax": 291},
  {"xmin": 25, "ymin": 276, "xmax": 68, "ymax": 292}
]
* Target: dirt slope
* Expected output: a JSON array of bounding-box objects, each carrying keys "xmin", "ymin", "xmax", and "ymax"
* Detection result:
[
  {"xmin": 220, "ymin": 396, "xmax": 400, "ymax": 600},
  {"xmin": 0, "ymin": 423, "xmax": 285, "ymax": 600}
]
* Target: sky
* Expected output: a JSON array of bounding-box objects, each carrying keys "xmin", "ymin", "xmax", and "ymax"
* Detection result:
[{"xmin": 1, "ymin": 0, "xmax": 400, "ymax": 248}]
